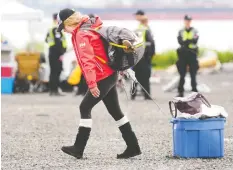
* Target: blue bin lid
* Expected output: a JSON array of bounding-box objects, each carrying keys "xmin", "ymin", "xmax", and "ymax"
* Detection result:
[
  {"xmin": 171, "ymin": 117, "xmax": 226, "ymax": 123},
  {"xmin": 171, "ymin": 118, "xmax": 226, "ymax": 130}
]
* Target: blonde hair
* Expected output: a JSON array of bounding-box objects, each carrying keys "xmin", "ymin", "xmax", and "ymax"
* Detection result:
[{"xmin": 64, "ymin": 12, "xmax": 83, "ymax": 27}]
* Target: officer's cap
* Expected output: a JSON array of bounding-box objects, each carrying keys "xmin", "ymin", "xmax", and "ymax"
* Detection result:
[
  {"xmin": 184, "ymin": 15, "xmax": 192, "ymax": 20},
  {"xmin": 53, "ymin": 13, "xmax": 58, "ymax": 20},
  {"xmin": 134, "ymin": 10, "xmax": 145, "ymax": 16}
]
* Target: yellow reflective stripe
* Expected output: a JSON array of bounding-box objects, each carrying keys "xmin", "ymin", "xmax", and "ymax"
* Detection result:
[
  {"xmin": 137, "ymin": 24, "xmax": 147, "ymax": 47},
  {"xmin": 188, "ymin": 44, "xmax": 197, "ymax": 49},
  {"xmin": 110, "ymin": 42, "xmax": 127, "ymax": 48},
  {"xmin": 95, "ymin": 56, "xmax": 107, "ymax": 64},
  {"xmin": 94, "ymin": 26, "xmax": 102, "ymax": 30},
  {"xmin": 142, "ymin": 29, "xmax": 146, "ymax": 42},
  {"xmin": 95, "ymin": 43, "xmax": 144, "ymax": 65},
  {"xmin": 61, "ymin": 35, "xmax": 67, "ymax": 48},
  {"xmin": 94, "ymin": 26, "xmax": 144, "ymax": 49},
  {"xmin": 135, "ymin": 42, "xmax": 144, "ymax": 48},
  {"xmin": 62, "ymin": 40, "xmax": 67, "ymax": 48},
  {"xmin": 48, "ymin": 28, "xmax": 55, "ymax": 46},
  {"xmin": 139, "ymin": 24, "xmax": 147, "ymax": 42},
  {"xmin": 110, "ymin": 42, "xmax": 144, "ymax": 49}
]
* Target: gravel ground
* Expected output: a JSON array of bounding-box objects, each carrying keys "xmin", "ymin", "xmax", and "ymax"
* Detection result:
[{"xmin": 1, "ymin": 72, "xmax": 233, "ymax": 170}]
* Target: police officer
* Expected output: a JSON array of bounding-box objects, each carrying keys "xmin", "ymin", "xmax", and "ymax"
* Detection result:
[
  {"xmin": 131, "ymin": 10, "xmax": 155, "ymax": 100},
  {"xmin": 45, "ymin": 13, "xmax": 67, "ymax": 96},
  {"xmin": 176, "ymin": 15, "xmax": 199, "ymax": 97}
]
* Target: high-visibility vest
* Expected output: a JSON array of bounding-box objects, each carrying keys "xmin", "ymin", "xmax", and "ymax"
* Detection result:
[
  {"xmin": 134, "ymin": 24, "xmax": 148, "ymax": 47},
  {"xmin": 182, "ymin": 29, "xmax": 197, "ymax": 49},
  {"xmin": 47, "ymin": 27, "xmax": 67, "ymax": 48}
]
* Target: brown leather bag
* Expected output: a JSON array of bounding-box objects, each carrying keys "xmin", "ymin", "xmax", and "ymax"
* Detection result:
[{"xmin": 169, "ymin": 93, "xmax": 211, "ymax": 118}]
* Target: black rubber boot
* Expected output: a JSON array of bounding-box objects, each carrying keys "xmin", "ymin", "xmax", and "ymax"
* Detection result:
[
  {"xmin": 61, "ymin": 127, "xmax": 91, "ymax": 159},
  {"xmin": 117, "ymin": 123, "xmax": 141, "ymax": 159}
]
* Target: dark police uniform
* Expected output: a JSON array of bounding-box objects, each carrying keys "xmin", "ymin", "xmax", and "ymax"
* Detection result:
[
  {"xmin": 131, "ymin": 24, "xmax": 155, "ymax": 100},
  {"xmin": 45, "ymin": 14, "xmax": 67, "ymax": 95},
  {"xmin": 176, "ymin": 15, "xmax": 199, "ymax": 97}
]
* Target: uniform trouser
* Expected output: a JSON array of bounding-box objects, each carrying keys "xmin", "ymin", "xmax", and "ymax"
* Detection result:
[
  {"xmin": 131, "ymin": 61, "xmax": 151, "ymax": 99},
  {"xmin": 176, "ymin": 50, "xmax": 199, "ymax": 93},
  {"xmin": 49, "ymin": 58, "xmax": 62, "ymax": 93},
  {"xmin": 79, "ymin": 72, "xmax": 124, "ymax": 121}
]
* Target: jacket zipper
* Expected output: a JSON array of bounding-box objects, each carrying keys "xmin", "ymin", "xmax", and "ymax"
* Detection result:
[{"xmin": 72, "ymin": 38, "xmax": 87, "ymax": 79}]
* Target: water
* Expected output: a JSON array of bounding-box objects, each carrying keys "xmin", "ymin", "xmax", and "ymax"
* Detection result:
[
  {"xmin": 104, "ymin": 20, "xmax": 233, "ymax": 52},
  {"xmin": 2, "ymin": 19, "xmax": 233, "ymax": 53}
]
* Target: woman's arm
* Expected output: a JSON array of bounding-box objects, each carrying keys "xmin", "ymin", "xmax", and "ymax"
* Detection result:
[{"xmin": 75, "ymin": 32, "xmax": 97, "ymax": 89}]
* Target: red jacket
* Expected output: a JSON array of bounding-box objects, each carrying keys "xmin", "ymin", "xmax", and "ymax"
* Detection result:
[{"xmin": 72, "ymin": 16, "xmax": 114, "ymax": 89}]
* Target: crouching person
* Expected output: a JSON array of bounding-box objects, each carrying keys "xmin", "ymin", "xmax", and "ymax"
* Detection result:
[{"xmin": 57, "ymin": 8, "xmax": 141, "ymax": 159}]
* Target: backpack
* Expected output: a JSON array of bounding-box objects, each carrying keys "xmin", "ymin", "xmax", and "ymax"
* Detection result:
[{"xmin": 81, "ymin": 26, "xmax": 145, "ymax": 71}]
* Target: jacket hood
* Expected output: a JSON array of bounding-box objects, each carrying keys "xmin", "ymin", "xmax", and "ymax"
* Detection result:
[
  {"xmin": 73, "ymin": 16, "xmax": 103, "ymax": 34},
  {"xmin": 88, "ymin": 16, "xmax": 103, "ymax": 29}
]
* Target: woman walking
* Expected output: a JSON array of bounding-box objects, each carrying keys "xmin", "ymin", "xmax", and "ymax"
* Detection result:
[{"xmin": 57, "ymin": 8, "xmax": 141, "ymax": 159}]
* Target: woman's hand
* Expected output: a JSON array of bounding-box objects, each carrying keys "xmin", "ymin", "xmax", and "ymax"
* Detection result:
[{"xmin": 90, "ymin": 86, "xmax": 100, "ymax": 98}]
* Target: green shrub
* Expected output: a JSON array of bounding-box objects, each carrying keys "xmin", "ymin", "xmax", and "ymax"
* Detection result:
[
  {"xmin": 152, "ymin": 48, "xmax": 233, "ymax": 69},
  {"xmin": 198, "ymin": 48, "xmax": 205, "ymax": 57},
  {"xmin": 216, "ymin": 50, "xmax": 233, "ymax": 63},
  {"xmin": 152, "ymin": 49, "xmax": 178, "ymax": 69}
]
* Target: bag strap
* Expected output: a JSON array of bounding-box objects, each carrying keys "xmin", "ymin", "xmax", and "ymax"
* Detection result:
[
  {"xmin": 109, "ymin": 42, "xmax": 144, "ymax": 49},
  {"xmin": 81, "ymin": 26, "xmax": 144, "ymax": 65},
  {"xmin": 95, "ymin": 56, "xmax": 107, "ymax": 64},
  {"xmin": 199, "ymin": 94, "xmax": 211, "ymax": 108},
  {"xmin": 82, "ymin": 26, "xmax": 144, "ymax": 49},
  {"xmin": 79, "ymin": 26, "xmax": 107, "ymax": 64},
  {"xmin": 169, "ymin": 101, "xmax": 177, "ymax": 118}
]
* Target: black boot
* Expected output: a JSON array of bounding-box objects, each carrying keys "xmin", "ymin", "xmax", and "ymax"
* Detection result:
[
  {"xmin": 117, "ymin": 123, "xmax": 141, "ymax": 159},
  {"xmin": 192, "ymin": 89, "xmax": 198, "ymax": 92},
  {"xmin": 50, "ymin": 91, "xmax": 65, "ymax": 96},
  {"xmin": 61, "ymin": 127, "xmax": 91, "ymax": 159}
]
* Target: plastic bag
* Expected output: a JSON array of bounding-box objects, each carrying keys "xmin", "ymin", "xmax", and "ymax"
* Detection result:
[
  {"xmin": 175, "ymin": 104, "xmax": 228, "ymax": 119},
  {"xmin": 169, "ymin": 92, "xmax": 211, "ymax": 118}
]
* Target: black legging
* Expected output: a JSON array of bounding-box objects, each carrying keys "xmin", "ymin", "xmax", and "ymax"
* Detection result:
[{"xmin": 79, "ymin": 72, "xmax": 124, "ymax": 121}]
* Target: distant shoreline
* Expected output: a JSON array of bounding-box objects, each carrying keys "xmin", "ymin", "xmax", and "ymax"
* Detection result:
[
  {"xmin": 96, "ymin": 12, "xmax": 233, "ymax": 20},
  {"xmin": 37, "ymin": 6, "xmax": 233, "ymax": 20}
]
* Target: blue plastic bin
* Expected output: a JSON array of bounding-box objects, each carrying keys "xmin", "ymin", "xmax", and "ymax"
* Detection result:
[
  {"xmin": 1, "ymin": 77, "xmax": 15, "ymax": 94},
  {"xmin": 171, "ymin": 118, "xmax": 225, "ymax": 158}
]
